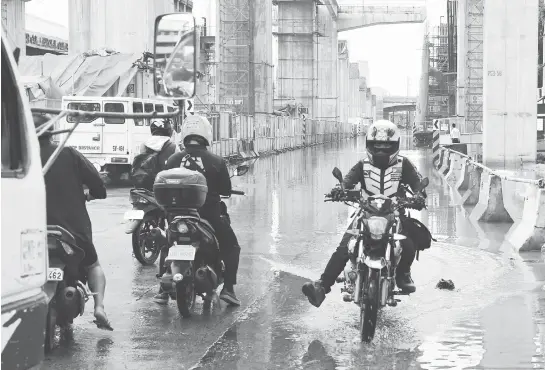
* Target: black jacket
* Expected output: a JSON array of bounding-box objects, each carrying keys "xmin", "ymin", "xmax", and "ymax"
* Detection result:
[
  {"xmin": 342, "ymin": 156, "xmax": 426, "ymax": 197},
  {"xmin": 40, "ymin": 142, "xmax": 107, "ymax": 244},
  {"xmin": 165, "ymin": 145, "xmax": 231, "ymax": 205}
]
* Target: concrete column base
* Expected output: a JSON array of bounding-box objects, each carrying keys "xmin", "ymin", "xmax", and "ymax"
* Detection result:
[
  {"xmin": 507, "ymin": 187, "xmax": 545, "ymax": 252},
  {"xmin": 469, "ymin": 174, "xmax": 514, "ymax": 223}
]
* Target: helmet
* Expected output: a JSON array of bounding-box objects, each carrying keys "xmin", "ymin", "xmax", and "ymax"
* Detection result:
[
  {"xmin": 365, "ymin": 120, "xmax": 400, "ymax": 169},
  {"xmin": 150, "ymin": 118, "xmax": 173, "ymax": 137},
  {"xmin": 181, "ymin": 115, "xmax": 213, "ymax": 146}
]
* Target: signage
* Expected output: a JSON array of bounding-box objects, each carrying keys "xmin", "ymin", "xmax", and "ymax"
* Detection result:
[
  {"xmin": 184, "ymin": 99, "xmax": 194, "ymax": 119},
  {"xmin": 26, "ymin": 32, "xmax": 68, "ymax": 53}
]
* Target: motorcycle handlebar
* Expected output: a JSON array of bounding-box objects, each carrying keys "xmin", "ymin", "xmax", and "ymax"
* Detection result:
[{"xmin": 230, "ymin": 190, "xmax": 245, "ymax": 195}]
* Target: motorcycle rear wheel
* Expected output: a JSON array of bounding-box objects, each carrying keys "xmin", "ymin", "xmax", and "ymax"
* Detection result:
[
  {"xmin": 132, "ymin": 214, "xmax": 162, "ymax": 266},
  {"xmin": 175, "ymin": 280, "xmax": 197, "ymax": 318},
  {"xmin": 360, "ymin": 270, "xmax": 380, "ymax": 343}
]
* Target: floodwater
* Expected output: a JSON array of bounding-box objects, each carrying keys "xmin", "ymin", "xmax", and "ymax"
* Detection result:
[{"xmin": 42, "ymin": 136, "xmax": 544, "ymax": 370}]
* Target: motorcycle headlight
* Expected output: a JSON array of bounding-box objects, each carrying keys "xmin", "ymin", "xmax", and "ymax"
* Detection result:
[{"xmin": 366, "ymin": 216, "xmax": 389, "ymax": 240}]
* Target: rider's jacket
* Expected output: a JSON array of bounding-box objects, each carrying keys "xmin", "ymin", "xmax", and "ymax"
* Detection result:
[
  {"xmin": 342, "ymin": 155, "xmax": 424, "ymax": 198},
  {"xmin": 165, "ymin": 144, "xmax": 232, "ymax": 206}
]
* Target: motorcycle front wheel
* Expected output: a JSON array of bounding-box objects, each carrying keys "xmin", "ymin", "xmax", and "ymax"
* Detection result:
[
  {"xmin": 360, "ymin": 270, "xmax": 380, "ymax": 343},
  {"xmin": 44, "ymin": 301, "xmax": 57, "ymax": 353},
  {"xmin": 132, "ymin": 214, "xmax": 163, "ymax": 265}
]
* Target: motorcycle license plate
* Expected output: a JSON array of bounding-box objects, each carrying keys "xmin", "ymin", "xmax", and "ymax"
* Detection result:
[
  {"xmin": 47, "ymin": 268, "xmax": 64, "ymax": 281},
  {"xmin": 124, "ymin": 210, "xmax": 145, "ymax": 220},
  {"xmin": 167, "ymin": 245, "xmax": 195, "ymax": 261}
]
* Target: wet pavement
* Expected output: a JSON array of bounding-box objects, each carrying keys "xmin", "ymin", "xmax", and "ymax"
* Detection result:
[{"xmin": 42, "ymin": 136, "xmax": 545, "ymax": 370}]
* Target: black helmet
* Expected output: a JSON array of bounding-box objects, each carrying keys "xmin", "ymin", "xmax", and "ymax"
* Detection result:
[{"xmin": 150, "ymin": 118, "xmax": 173, "ymax": 137}]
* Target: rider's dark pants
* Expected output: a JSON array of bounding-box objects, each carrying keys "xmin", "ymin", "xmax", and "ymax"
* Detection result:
[
  {"xmin": 158, "ymin": 202, "xmax": 240, "ymax": 286},
  {"xmin": 319, "ymin": 223, "xmax": 416, "ymax": 290},
  {"xmin": 199, "ymin": 202, "xmax": 240, "ymax": 286}
]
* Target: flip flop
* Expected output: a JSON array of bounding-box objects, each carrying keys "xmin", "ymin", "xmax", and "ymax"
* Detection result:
[{"xmin": 93, "ymin": 316, "xmax": 114, "ymax": 331}]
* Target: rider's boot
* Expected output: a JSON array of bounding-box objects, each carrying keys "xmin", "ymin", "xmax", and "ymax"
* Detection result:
[
  {"xmin": 302, "ymin": 280, "xmax": 330, "ymax": 308},
  {"xmin": 220, "ymin": 283, "xmax": 240, "ymax": 306},
  {"xmin": 395, "ymin": 270, "xmax": 416, "ymax": 293}
]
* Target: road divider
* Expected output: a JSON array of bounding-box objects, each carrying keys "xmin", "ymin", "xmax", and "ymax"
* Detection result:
[{"xmin": 434, "ymin": 145, "xmax": 545, "ymax": 252}]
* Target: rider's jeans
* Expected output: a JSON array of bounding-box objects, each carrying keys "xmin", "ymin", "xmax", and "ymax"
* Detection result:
[{"xmin": 319, "ymin": 218, "xmax": 416, "ymax": 290}]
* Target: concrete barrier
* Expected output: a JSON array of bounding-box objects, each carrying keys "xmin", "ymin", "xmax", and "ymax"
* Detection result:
[
  {"xmin": 456, "ymin": 159, "xmax": 471, "ymax": 192},
  {"xmin": 435, "ymin": 148, "xmax": 445, "ymax": 170},
  {"xmin": 462, "ymin": 165, "xmax": 482, "ymax": 206},
  {"xmin": 469, "ymin": 174, "xmax": 514, "ymax": 223},
  {"xmin": 506, "ymin": 186, "xmax": 545, "ymax": 252},
  {"xmin": 445, "ymin": 152, "xmax": 463, "ymax": 185},
  {"xmin": 438, "ymin": 149, "xmax": 451, "ymax": 175}
]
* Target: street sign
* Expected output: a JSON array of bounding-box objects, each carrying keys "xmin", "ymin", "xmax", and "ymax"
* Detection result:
[
  {"xmin": 302, "ymin": 113, "xmax": 308, "ymax": 121},
  {"xmin": 433, "ymin": 119, "xmax": 439, "ymax": 130}
]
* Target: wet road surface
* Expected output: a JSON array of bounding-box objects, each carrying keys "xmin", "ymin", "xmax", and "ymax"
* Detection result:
[{"xmin": 43, "ymin": 136, "xmax": 545, "ymax": 370}]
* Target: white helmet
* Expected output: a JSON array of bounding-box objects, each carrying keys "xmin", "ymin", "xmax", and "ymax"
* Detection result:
[
  {"xmin": 180, "ymin": 115, "xmax": 213, "ymax": 146},
  {"xmin": 365, "ymin": 120, "xmax": 400, "ymax": 169}
]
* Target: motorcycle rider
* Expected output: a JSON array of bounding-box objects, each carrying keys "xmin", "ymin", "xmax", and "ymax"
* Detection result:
[
  {"xmin": 302, "ymin": 120, "xmax": 427, "ymax": 308},
  {"xmin": 153, "ymin": 115, "xmax": 242, "ymax": 306},
  {"xmin": 33, "ymin": 113, "xmax": 113, "ymax": 330},
  {"xmin": 139, "ymin": 118, "xmax": 179, "ymax": 165}
]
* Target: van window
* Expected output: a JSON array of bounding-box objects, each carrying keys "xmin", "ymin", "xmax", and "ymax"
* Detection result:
[
  {"xmin": 67, "ymin": 102, "xmax": 100, "ymax": 123},
  {"xmin": 1, "ymin": 42, "xmax": 29, "ymax": 177},
  {"xmin": 104, "ymin": 103, "xmax": 125, "ymax": 124},
  {"xmin": 144, "ymin": 103, "xmax": 154, "ymax": 126},
  {"xmin": 133, "ymin": 102, "xmax": 144, "ymax": 126},
  {"xmin": 155, "ymin": 104, "xmax": 164, "ymax": 112}
]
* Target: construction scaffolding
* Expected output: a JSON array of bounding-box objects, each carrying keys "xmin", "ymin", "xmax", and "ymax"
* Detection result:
[
  {"xmin": 428, "ymin": 23, "xmax": 450, "ymax": 120},
  {"xmin": 218, "ymin": 0, "xmax": 251, "ymax": 114},
  {"xmin": 464, "ymin": 0, "xmax": 484, "ymax": 133}
]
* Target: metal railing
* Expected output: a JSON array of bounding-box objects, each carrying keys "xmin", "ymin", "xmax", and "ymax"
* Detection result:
[{"xmin": 439, "ymin": 146, "xmax": 545, "ymax": 188}]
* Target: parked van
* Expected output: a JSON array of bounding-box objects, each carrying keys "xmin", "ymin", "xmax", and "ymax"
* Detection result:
[
  {"xmin": 58, "ymin": 96, "xmax": 181, "ymax": 180},
  {"xmin": 1, "ymin": 30, "xmax": 48, "ymax": 369}
]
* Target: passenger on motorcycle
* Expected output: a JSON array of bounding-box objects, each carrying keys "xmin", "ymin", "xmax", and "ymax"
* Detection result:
[
  {"xmin": 302, "ymin": 120, "xmax": 427, "ymax": 308},
  {"xmin": 33, "ymin": 113, "xmax": 113, "ymax": 330},
  {"xmin": 131, "ymin": 118, "xmax": 179, "ymax": 191},
  {"xmin": 153, "ymin": 115, "xmax": 242, "ymax": 306}
]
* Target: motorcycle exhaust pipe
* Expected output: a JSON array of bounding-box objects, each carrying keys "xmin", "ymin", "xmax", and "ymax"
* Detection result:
[
  {"xmin": 194, "ymin": 266, "xmax": 218, "ymax": 293},
  {"xmin": 57, "ymin": 286, "xmax": 82, "ymax": 320}
]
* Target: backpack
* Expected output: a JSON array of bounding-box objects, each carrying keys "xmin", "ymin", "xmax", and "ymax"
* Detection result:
[
  {"xmin": 130, "ymin": 141, "xmax": 169, "ymax": 190},
  {"xmin": 399, "ymin": 214, "xmax": 436, "ymax": 260}
]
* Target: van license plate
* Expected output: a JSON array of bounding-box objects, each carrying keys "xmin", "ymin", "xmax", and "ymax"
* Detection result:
[
  {"xmin": 47, "ymin": 268, "xmax": 64, "ymax": 281},
  {"xmin": 167, "ymin": 245, "xmax": 195, "ymax": 261}
]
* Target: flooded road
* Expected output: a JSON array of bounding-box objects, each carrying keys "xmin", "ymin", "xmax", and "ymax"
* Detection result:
[{"xmin": 43, "ymin": 136, "xmax": 545, "ymax": 370}]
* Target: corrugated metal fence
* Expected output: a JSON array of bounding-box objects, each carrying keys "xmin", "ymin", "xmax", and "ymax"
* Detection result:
[{"xmin": 205, "ymin": 112, "xmax": 358, "ymax": 159}]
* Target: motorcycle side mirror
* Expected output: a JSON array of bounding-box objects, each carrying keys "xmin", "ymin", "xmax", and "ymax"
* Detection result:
[
  {"xmin": 234, "ymin": 165, "xmax": 249, "ymax": 177},
  {"xmin": 332, "ymin": 167, "xmax": 343, "ymax": 184}
]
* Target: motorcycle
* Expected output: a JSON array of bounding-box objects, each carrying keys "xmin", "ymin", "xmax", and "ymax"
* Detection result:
[
  {"xmin": 43, "ymin": 195, "xmax": 97, "ymax": 352},
  {"xmin": 152, "ymin": 164, "xmax": 249, "ymax": 318},
  {"xmin": 124, "ymin": 189, "xmax": 165, "ymax": 265},
  {"xmin": 325, "ymin": 167, "xmax": 429, "ymax": 342}
]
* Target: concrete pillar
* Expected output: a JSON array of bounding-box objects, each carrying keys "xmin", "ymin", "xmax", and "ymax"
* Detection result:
[
  {"xmin": 415, "ymin": 34, "xmax": 430, "ymax": 130},
  {"xmin": 338, "ymin": 40, "xmax": 349, "ymax": 124},
  {"xmin": 274, "ymin": 0, "xmax": 317, "ymax": 117},
  {"xmin": 482, "ymin": 0, "xmax": 538, "ymax": 166},
  {"xmin": 253, "ymin": 0, "xmax": 273, "ymax": 114},
  {"xmin": 455, "ymin": 0, "xmax": 467, "ymax": 118},
  {"xmin": 315, "ymin": 5, "xmax": 338, "ymax": 121},
  {"xmin": 2, "ymin": 0, "xmax": 27, "ymax": 58}
]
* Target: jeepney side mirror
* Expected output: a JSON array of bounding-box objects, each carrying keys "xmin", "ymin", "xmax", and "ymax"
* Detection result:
[{"xmin": 153, "ymin": 13, "xmax": 197, "ymax": 99}]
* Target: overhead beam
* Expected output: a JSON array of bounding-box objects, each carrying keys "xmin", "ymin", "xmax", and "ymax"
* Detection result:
[{"xmin": 321, "ymin": 0, "xmax": 338, "ymax": 19}]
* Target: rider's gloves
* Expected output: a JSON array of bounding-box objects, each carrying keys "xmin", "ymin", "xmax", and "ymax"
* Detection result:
[{"xmin": 330, "ymin": 187, "xmax": 343, "ymax": 201}]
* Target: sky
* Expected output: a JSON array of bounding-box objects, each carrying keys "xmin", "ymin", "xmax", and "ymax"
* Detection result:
[{"xmin": 25, "ymin": 0, "xmax": 446, "ymax": 97}]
